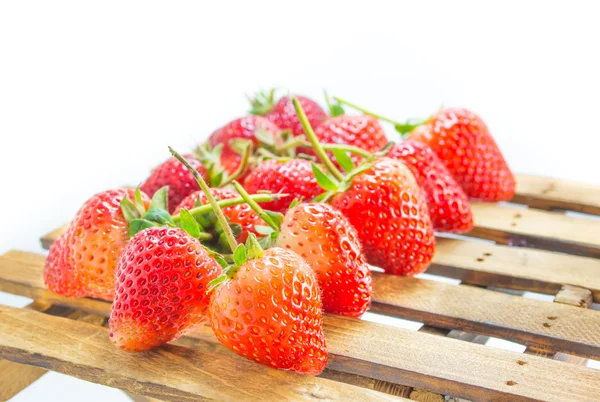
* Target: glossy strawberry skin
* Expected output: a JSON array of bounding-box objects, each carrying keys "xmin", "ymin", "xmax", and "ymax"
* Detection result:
[
  {"xmin": 141, "ymin": 154, "xmax": 208, "ymax": 212},
  {"xmin": 265, "ymin": 96, "xmax": 327, "ymax": 137},
  {"xmin": 242, "ymin": 159, "xmax": 322, "ymax": 213},
  {"xmin": 44, "ymin": 230, "xmax": 83, "ymax": 298},
  {"xmin": 314, "ymin": 115, "xmax": 388, "ymax": 164},
  {"xmin": 331, "ymin": 157, "xmax": 435, "ymax": 276},
  {"xmin": 109, "ymin": 227, "xmax": 222, "ymax": 352},
  {"xmin": 209, "ymin": 116, "xmax": 281, "ymax": 174},
  {"xmin": 174, "ymin": 188, "xmax": 264, "ymax": 243},
  {"xmin": 58, "ymin": 189, "xmax": 151, "ymax": 301},
  {"xmin": 387, "ymin": 140, "xmax": 473, "ymax": 233},
  {"xmin": 209, "ymin": 248, "xmax": 327, "ymax": 375},
  {"xmin": 276, "ymin": 203, "xmax": 372, "ymax": 317},
  {"xmin": 408, "ymin": 108, "xmax": 516, "ymax": 202}
]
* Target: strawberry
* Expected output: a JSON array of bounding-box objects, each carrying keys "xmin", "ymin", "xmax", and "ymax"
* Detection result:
[
  {"xmin": 170, "ymin": 148, "xmax": 328, "ymax": 375},
  {"xmin": 242, "ymin": 159, "xmax": 322, "ymax": 213},
  {"xmin": 387, "ymin": 140, "xmax": 473, "ymax": 233},
  {"xmin": 407, "ymin": 107, "xmax": 516, "ymax": 201},
  {"xmin": 141, "ymin": 154, "xmax": 208, "ymax": 212},
  {"xmin": 44, "ymin": 230, "xmax": 82, "ymax": 298},
  {"xmin": 207, "ymin": 116, "xmax": 281, "ymax": 175},
  {"xmin": 330, "ymin": 157, "xmax": 435, "ymax": 275},
  {"xmin": 174, "ymin": 187, "xmax": 265, "ymax": 243},
  {"xmin": 272, "ymin": 202, "xmax": 372, "ymax": 317},
  {"xmin": 293, "ymin": 97, "xmax": 435, "ymax": 276},
  {"xmin": 210, "ymin": 246, "xmax": 327, "ymax": 374},
  {"xmin": 249, "ymin": 90, "xmax": 327, "ymax": 137},
  {"xmin": 44, "ymin": 189, "xmax": 151, "ymax": 300},
  {"xmin": 313, "ymin": 114, "xmax": 388, "ymax": 165},
  {"xmin": 109, "ymin": 226, "xmax": 222, "ymax": 352}
]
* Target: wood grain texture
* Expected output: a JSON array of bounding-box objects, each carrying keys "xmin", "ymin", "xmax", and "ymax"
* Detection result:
[
  {"xmin": 470, "ymin": 203, "xmax": 600, "ymax": 258},
  {"xmin": 369, "ymin": 273, "xmax": 600, "ymax": 359},
  {"xmin": 4, "ymin": 249, "xmax": 600, "ymax": 360},
  {"xmin": 513, "ymin": 174, "xmax": 600, "ymax": 215},
  {"xmin": 430, "ymin": 238, "xmax": 600, "ymax": 301},
  {"xmin": 0, "ymin": 306, "xmax": 403, "ymax": 402},
  {"xmin": 0, "ymin": 302, "xmax": 107, "ymax": 400}
]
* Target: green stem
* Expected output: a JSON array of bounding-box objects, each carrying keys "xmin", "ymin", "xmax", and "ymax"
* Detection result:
[
  {"xmin": 197, "ymin": 232, "xmax": 213, "ymax": 242},
  {"xmin": 232, "ymin": 181, "xmax": 280, "ymax": 231},
  {"xmin": 169, "ymin": 147, "xmax": 238, "ymax": 253},
  {"xmin": 171, "ymin": 194, "xmax": 283, "ymax": 223},
  {"xmin": 333, "ymin": 97, "xmax": 404, "ymax": 126},
  {"xmin": 220, "ymin": 140, "xmax": 252, "ymax": 187},
  {"xmin": 291, "ymin": 96, "xmax": 345, "ymax": 182},
  {"xmin": 321, "ymin": 143, "xmax": 372, "ymax": 158}
]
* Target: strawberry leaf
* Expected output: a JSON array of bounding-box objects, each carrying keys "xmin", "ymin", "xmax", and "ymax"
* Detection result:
[
  {"xmin": 179, "ymin": 208, "xmax": 201, "ymax": 239},
  {"xmin": 288, "ymin": 198, "xmax": 302, "ymax": 209},
  {"xmin": 255, "ymin": 225, "xmax": 275, "ymax": 236},
  {"xmin": 128, "ymin": 219, "xmax": 158, "ymax": 238},
  {"xmin": 120, "ymin": 197, "xmax": 140, "ymax": 222},
  {"xmin": 144, "ymin": 208, "xmax": 173, "ymax": 225},
  {"xmin": 311, "ymin": 163, "xmax": 339, "ymax": 191},
  {"xmin": 331, "ymin": 149, "xmax": 355, "ymax": 173},
  {"xmin": 134, "ymin": 188, "xmax": 147, "ymax": 216},
  {"xmin": 208, "ymin": 275, "xmax": 228, "ymax": 291},
  {"xmin": 263, "ymin": 210, "xmax": 284, "ymax": 229},
  {"xmin": 149, "ymin": 186, "xmax": 169, "ymax": 212},
  {"xmin": 233, "ymin": 243, "xmax": 247, "ymax": 266},
  {"xmin": 330, "ymin": 103, "xmax": 345, "ymax": 117},
  {"xmin": 245, "ymin": 233, "xmax": 264, "ymax": 259}
]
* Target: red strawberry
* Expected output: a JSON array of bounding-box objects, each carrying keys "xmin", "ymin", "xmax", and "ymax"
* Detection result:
[
  {"xmin": 275, "ymin": 202, "xmax": 372, "ymax": 317},
  {"xmin": 387, "ymin": 140, "xmax": 473, "ymax": 233},
  {"xmin": 250, "ymin": 91, "xmax": 327, "ymax": 137},
  {"xmin": 208, "ymin": 116, "xmax": 281, "ymax": 175},
  {"xmin": 408, "ymin": 108, "xmax": 515, "ymax": 201},
  {"xmin": 330, "ymin": 157, "xmax": 435, "ymax": 275},
  {"xmin": 313, "ymin": 114, "xmax": 388, "ymax": 164},
  {"xmin": 44, "ymin": 230, "xmax": 83, "ymax": 298},
  {"xmin": 174, "ymin": 188, "xmax": 264, "ymax": 242},
  {"xmin": 141, "ymin": 154, "xmax": 208, "ymax": 212},
  {"xmin": 242, "ymin": 159, "xmax": 321, "ymax": 213},
  {"xmin": 109, "ymin": 226, "xmax": 222, "ymax": 352},
  {"xmin": 209, "ymin": 247, "xmax": 327, "ymax": 375},
  {"xmin": 47, "ymin": 189, "xmax": 151, "ymax": 300}
]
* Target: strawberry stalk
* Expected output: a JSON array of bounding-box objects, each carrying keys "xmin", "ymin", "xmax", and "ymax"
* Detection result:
[
  {"xmin": 291, "ymin": 97, "xmax": 345, "ymax": 181},
  {"xmin": 169, "ymin": 147, "xmax": 238, "ymax": 252},
  {"xmin": 276, "ymin": 137, "xmax": 373, "ymax": 159},
  {"xmin": 232, "ymin": 181, "xmax": 280, "ymax": 231},
  {"xmin": 170, "ymin": 193, "xmax": 286, "ymax": 223},
  {"xmin": 334, "ymin": 97, "xmax": 428, "ymax": 136}
]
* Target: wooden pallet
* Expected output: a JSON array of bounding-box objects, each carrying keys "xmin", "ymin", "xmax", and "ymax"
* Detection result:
[{"xmin": 2, "ymin": 173, "xmax": 600, "ymax": 401}]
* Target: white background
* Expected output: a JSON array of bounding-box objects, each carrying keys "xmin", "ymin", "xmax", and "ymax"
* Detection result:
[{"xmin": 1, "ymin": 1, "xmax": 600, "ymax": 400}]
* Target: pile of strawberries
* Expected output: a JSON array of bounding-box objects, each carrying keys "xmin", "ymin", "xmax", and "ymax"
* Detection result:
[{"xmin": 44, "ymin": 91, "xmax": 515, "ymax": 375}]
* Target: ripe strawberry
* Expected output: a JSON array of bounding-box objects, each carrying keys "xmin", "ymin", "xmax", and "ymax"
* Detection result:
[
  {"xmin": 407, "ymin": 108, "xmax": 515, "ymax": 201},
  {"xmin": 242, "ymin": 159, "xmax": 322, "ymax": 213},
  {"xmin": 174, "ymin": 187, "xmax": 264, "ymax": 242},
  {"xmin": 43, "ymin": 189, "xmax": 151, "ymax": 300},
  {"xmin": 330, "ymin": 157, "xmax": 435, "ymax": 275},
  {"xmin": 275, "ymin": 202, "xmax": 372, "ymax": 317},
  {"xmin": 292, "ymin": 96, "xmax": 435, "ymax": 276},
  {"xmin": 44, "ymin": 230, "xmax": 82, "ymax": 298},
  {"xmin": 387, "ymin": 140, "xmax": 473, "ymax": 233},
  {"xmin": 313, "ymin": 114, "xmax": 388, "ymax": 164},
  {"xmin": 109, "ymin": 226, "xmax": 222, "ymax": 352},
  {"xmin": 208, "ymin": 116, "xmax": 281, "ymax": 175},
  {"xmin": 249, "ymin": 90, "xmax": 327, "ymax": 137},
  {"xmin": 209, "ymin": 247, "xmax": 327, "ymax": 374},
  {"xmin": 141, "ymin": 154, "xmax": 208, "ymax": 212}
]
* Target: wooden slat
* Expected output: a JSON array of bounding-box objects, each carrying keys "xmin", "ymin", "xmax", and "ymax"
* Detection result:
[
  {"xmin": 3, "ymin": 252, "xmax": 600, "ymax": 400},
  {"xmin": 470, "ymin": 203, "xmax": 600, "ymax": 258},
  {"xmin": 513, "ymin": 174, "xmax": 600, "ymax": 215},
  {"xmin": 429, "ymin": 239, "xmax": 600, "ymax": 302},
  {"xmin": 3, "ymin": 249, "xmax": 600, "ymax": 360},
  {"xmin": 0, "ymin": 306, "xmax": 401, "ymax": 402}
]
